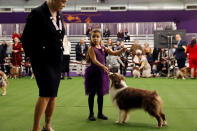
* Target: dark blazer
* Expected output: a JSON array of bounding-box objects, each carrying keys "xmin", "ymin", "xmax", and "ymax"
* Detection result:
[
  {"xmin": 21, "ymin": 2, "xmax": 65, "ymax": 64},
  {"xmin": 0, "ymin": 45, "xmax": 6, "ymax": 64},
  {"xmin": 75, "ymin": 43, "xmax": 88, "ymax": 61},
  {"xmin": 175, "ymin": 40, "xmax": 187, "ymax": 59}
]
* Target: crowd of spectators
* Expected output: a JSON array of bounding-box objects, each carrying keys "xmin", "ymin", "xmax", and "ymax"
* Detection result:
[{"xmin": 1, "ymin": 25, "xmax": 197, "ymax": 79}]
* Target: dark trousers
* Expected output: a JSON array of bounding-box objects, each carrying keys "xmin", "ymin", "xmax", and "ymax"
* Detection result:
[
  {"xmin": 177, "ymin": 59, "xmax": 186, "ymax": 69},
  {"xmin": 88, "ymin": 92, "xmax": 103, "ymax": 115},
  {"xmin": 120, "ymin": 62, "xmax": 128, "ymax": 76}
]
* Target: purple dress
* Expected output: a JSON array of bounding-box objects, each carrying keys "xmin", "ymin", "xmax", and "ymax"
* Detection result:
[{"xmin": 84, "ymin": 46, "xmax": 110, "ymax": 96}]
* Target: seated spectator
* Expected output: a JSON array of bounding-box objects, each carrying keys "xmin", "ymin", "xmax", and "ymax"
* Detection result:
[
  {"xmin": 117, "ymin": 29, "xmax": 124, "ymax": 41},
  {"xmin": 158, "ymin": 59, "xmax": 169, "ymax": 77},
  {"xmin": 106, "ymin": 55, "xmax": 124, "ymax": 73},
  {"xmin": 114, "ymin": 41, "xmax": 122, "ymax": 51},
  {"xmin": 103, "ymin": 27, "xmax": 110, "ymax": 39},
  {"xmin": 165, "ymin": 24, "xmax": 172, "ymax": 30},
  {"xmin": 134, "ymin": 50, "xmax": 152, "ymax": 78},
  {"xmin": 152, "ymin": 48, "xmax": 161, "ymax": 76},
  {"xmin": 130, "ymin": 40, "xmax": 144, "ymax": 58},
  {"xmin": 144, "ymin": 42, "xmax": 152, "ymax": 55},
  {"xmin": 187, "ymin": 38, "xmax": 197, "ymax": 78},
  {"xmin": 124, "ymin": 28, "xmax": 130, "ymax": 42},
  {"xmin": 157, "ymin": 48, "xmax": 167, "ymax": 73},
  {"xmin": 86, "ymin": 26, "xmax": 92, "ymax": 38},
  {"xmin": 158, "ymin": 48, "xmax": 167, "ymax": 62},
  {"xmin": 105, "ymin": 38, "xmax": 114, "ymax": 50},
  {"xmin": 144, "ymin": 42, "xmax": 153, "ymax": 72}
]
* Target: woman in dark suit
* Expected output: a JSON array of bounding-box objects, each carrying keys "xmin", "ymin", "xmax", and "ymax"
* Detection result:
[{"xmin": 21, "ymin": 0, "xmax": 67, "ymax": 131}]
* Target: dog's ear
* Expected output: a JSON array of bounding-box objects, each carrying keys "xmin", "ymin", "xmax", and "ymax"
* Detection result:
[
  {"xmin": 109, "ymin": 73, "xmax": 115, "ymax": 80},
  {"xmin": 114, "ymin": 75, "xmax": 121, "ymax": 86},
  {"xmin": 120, "ymin": 74, "xmax": 125, "ymax": 81}
]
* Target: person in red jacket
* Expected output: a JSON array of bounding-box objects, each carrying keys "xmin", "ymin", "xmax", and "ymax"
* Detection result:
[
  {"xmin": 12, "ymin": 34, "xmax": 23, "ymax": 66},
  {"xmin": 187, "ymin": 38, "xmax": 197, "ymax": 78}
]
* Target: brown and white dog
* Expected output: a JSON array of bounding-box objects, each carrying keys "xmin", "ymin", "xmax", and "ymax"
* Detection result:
[
  {"xmin": 109, "ymin": 73, "xmax": 167, "ymax": 128},
  {"xmin": 175, "ymin": 67, "xmax": 190, "ymax": 80},
  {"xmin": 132, "ymin": 66, "xmax": 140, "ymax": 78},
  {"xmin": 0, "ymin": 71, "xmax": 8, "ymax": 96}
]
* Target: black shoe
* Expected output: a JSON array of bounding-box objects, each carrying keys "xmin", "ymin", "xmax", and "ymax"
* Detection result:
[
  {"xmin": 88, "ymin": 114, "xmax": 96, "ymax": 121},
  {"xmin": 97, "ymin": 114, "xmax": 108, "ymax": 120},
  {"xmin": 67, "ymin": 77, "xmax": 72, "ymax": 80}
]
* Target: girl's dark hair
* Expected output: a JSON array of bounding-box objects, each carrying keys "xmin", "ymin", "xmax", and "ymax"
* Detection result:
[
  {"xmin": 190, "ymin": 38, "xmax": 196, "ymax": 48},
  {"xmin": 90, "ymin": 30, "xmax": 102, "ymax": 47}
]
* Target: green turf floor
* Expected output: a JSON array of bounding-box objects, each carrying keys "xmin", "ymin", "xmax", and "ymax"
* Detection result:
[{"xmin": 0, "ymin": 77, "xmax": 197, "ymax": 131}]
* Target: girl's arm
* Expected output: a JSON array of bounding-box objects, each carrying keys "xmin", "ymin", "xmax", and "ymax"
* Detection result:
[
  {"xmin": 88, "ymin": 47, "xmax": 108, "ymax": 73},
  {"xmin": 105, "ymin": 47, "xmax": 127, "ymax": 56}
]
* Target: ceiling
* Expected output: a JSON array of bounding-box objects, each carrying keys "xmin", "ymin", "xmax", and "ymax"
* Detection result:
[{"xmin": 0, "ymin": 0, "xmax": 197, "ymax": 11}]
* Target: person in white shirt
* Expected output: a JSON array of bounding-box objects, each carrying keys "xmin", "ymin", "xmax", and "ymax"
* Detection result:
[{"xmin": 61, "ymin": 35, "xmax": 72, "ymax": 79}]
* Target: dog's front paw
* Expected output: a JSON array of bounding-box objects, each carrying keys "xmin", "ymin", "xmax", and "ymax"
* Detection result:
[
  {"xmin": 163, "ymin": 121, "xmax": 167, "ymax": 126},
  {"xmin": 115, "ymin": 120, "xmax": 120, "ymax": 124}
]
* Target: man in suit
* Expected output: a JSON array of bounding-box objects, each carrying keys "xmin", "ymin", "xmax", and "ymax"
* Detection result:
[
  {"xmin": 0, "ymin": 41, "xmax": 7, "ymax": 72},
  {"xmin": 174, "ymin": 34, "xmax": 187, "ymax": 69},
  {"xmin": 75, "ymin": 38, "xmax": 88, "ymax": 76},
  {"xmin": 21, "ymin": 0, "xmax": 67, "ymax": 131}
]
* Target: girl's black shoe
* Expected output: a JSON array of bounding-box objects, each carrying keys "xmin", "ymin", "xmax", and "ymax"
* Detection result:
[
  {"xmin": 97, "ymin": 114, "xmax": 108, "ymax": 120},
  {"xmin": 88, "ymin": 114, "xmax": 96, "ymax": 121}
]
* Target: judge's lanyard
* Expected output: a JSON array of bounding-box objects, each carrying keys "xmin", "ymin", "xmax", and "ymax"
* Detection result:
[{"xmin": 50, "ymin": 16, "xmax": 62, "ymax": 31}]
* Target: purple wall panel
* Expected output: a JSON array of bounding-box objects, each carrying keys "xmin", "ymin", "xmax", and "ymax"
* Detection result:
[
  {"xmin": 19, "ymin": 24, "xmax": 25, "ymax": 33},
  {"xmin": 2, "ymin": 24, "xmax": 16, "ymax": 35},
  {"xmin": 69, "ymin": 23, "xmax": 84, "ymax": 35},
  {"xmin": 0, "ymin": 10, "xmax": 197, "ymax": 33}
]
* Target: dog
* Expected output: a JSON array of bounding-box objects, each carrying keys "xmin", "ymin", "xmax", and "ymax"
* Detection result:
[
  {"xmin": 9, "ymin": 66, "xmax": 20, "ymax": 79},
  {"xmin": 109, "ymin": 73, "xmax": 167, "ymax": 128},
  {"xmin": 0, "ymin": 71, "xmax": 8, "ymax": 96},
  {"xmin": 132, "ymin": 66, "xmax": 140, "ymax": 78},
  {"xmin": 175, "ymin": 67, "xmax": 190, "ymax": 80}
]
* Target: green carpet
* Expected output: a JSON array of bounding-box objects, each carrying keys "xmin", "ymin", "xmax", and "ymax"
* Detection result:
[{"xmin": 0, "ymin": 77, "xmax": 197, "ymax": 131}]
